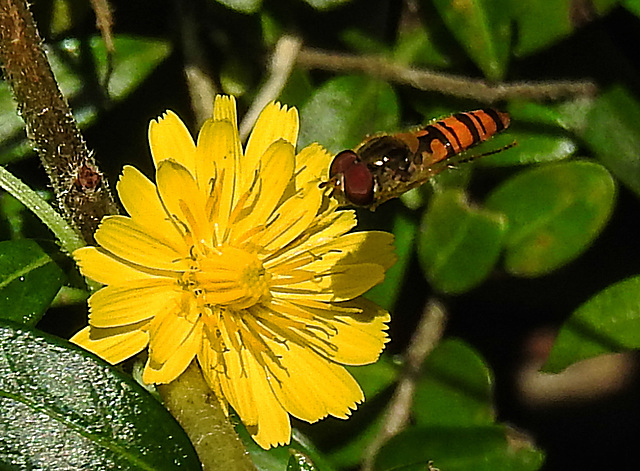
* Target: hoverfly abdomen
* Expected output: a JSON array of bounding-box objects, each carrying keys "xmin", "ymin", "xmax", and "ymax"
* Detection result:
[{"xmin": 326, "ymin": 108, "xmax": 511, "ymax": 210}]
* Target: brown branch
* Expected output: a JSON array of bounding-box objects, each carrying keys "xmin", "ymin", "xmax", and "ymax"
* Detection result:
[
  {"xmin": 297, "ymin": 48, "xmax": 598, "ymax": 103},
  {"xmin": 0, "ymin": 0, "xmax": 116, "ymax": 242},
  {"xmin": 361, "ymin": 298, "xmax": 448, "ymax": 471}
]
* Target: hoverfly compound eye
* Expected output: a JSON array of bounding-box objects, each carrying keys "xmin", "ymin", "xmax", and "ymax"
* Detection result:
[
  {"xmin": 344, "ymin": 161, "xmax": 374, "ymax": 206},
  {"xmin": 330, "ymin": 150, "xmax": 359, "ymax": 178}
]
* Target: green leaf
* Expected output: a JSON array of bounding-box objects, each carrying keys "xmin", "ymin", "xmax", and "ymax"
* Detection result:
[
  {"xmin": 0, "ymin": 35, "xmax": 171, "ymax": 164},
  {"xmin": 238, "ymin": 424, "xmax": 336, "ymax": 471},
  {"xmin": 485, "ymin": 161, "xmax": 616, "ymax": 277},
  {"xmin": 544, "ymin": 275, "xmax": 640, "ymax": 373},
  {"xmin": 298, "ymin": 75, "xmax": 399, "ymax": 153},
  {"xmin": 413, "ymin": 339, "xmax": 494, "ymax": 427},
  {"xmin": 365, "ymin": 211, "xmax": 417, "ymax": 310},
  {"xmin": 511, "ymin": 0, "xmax": 572, "ymax": 56},
  {"xmin": 582, "ymin": 86, "xmax": 640, "ymax": 198},
  {"xmin": 300, "ymin": 0, "xmax": 352, "ymax": 10},
  {"xmin": 417, "ymin": 189, "xmax": 506, "ymax": 294},
  {"xmin": 431, "ymin": 0, "xmax": 511, "ymax": 80},
  {"xmin": 374, "ymin": 425, "xmax": 544, "ymax": 471},
  {"xmin": 214, "ymin": 0, "xmax": 262, "ymax": 13},
  {"xmin": 0, "ymin": 323, "xmax": 200, "ymax": 470},
  {"xmin": 0, "ymin": 240, "xmax": 65, "ymax": 326}
]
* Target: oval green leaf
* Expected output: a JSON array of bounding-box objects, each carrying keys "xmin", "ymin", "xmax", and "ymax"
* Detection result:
[
  {"xmin": 544, "ymin": 275, "xmax": 640, "ymax": 373},
  {"xmin": 583, "ymin": 86, "xmax": 640, "ymax": 198},
  {"xmin": 214, "ymin": 0, "xmax": 262, "ymax": 13},
  {"xmin": 417, "ymin": 189, "xmax": 506, "ymax": 294},
  {"xmin": 432, "ymin": 0, "xmax": 511, "ymax": 80},
  {"xmin": 374, "ymin": 425, "xmax": 544, "ymax": 471},
  {"xmin": 298, "ymin": 75, "xmax": 399, "ymax": 153},
  {"xmin": 0, "ymin": 323, "xmax": 200, "ymax": 470},
  {"xmin": 0, "ymin": 240, "xmax": 65, "ymax": 326},
  {"xmin": 485, "ymin": 161, "xmax": 616, "ymax": 277},
  {"xmin": 413, "ymin": 339, "xmax": 494, "ymax": 427}
]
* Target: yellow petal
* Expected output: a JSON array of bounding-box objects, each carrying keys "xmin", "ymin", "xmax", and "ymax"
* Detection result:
[
  {"xmin": 143, "ymin": 322, "xmax": 202, "ymax": 384},
  {"xmin": 149, "ymin": 110, "xmax": 196, "ymax": 172},
  {"xmin": 117, "ymin": 166, "xmax": 183, "ymax": 246},
  {"xmin": 231, "ymin": 140, "xmax": 295, "ymax": 240},
  {"xmin": 243, "ymin": 102, "xmax": 298, "ymax": 189},
  {"xmin": 271, "ymin": 263, "xmax": 385, "ymax": 302},
  {"xmin": 213, "ymin": 95, "xmax": 238, "ymax": 126},
  {"xmin": 294, "ymin": 143, "xmax": 333, "ymax": 190},
  {"xmin": 148, "ymin": 298, "xmax": 200, "ymax": 366},
  {"xmin": 88, "ymin": 279, "xmax": 180, "ymax": 328},
  {"xmin": 308, "ymin": 231, "xmax": 397, "ymax": 271},
  {"xmin": 196, "ymin": 119, "xmax": 239, "ymax": 234},
  {"xmin": 249, "ymin": 183, "xmax": 322, "ymax": 252},
  {"xmin": 217, "ymin": 346, "xmax": 291, "ymax": 449},
  {"xmin": 268, "ymin": 340, "xmax": 363, "ymax": 422},
  {"xmin": 291, "ymin": 297, "xmax": 390, "ymax": 365},
  {"xmin": 71, "ymin": 325, "xmax": 149, "ymax": 364},
  {"xmin": 74, "ymin": 247, "xmax": 153, "ymax": 285},
  {"xmin": 155, "ymin": 159, "xmax": 210, "ymax": 244},
  {"xmin": 95, "ymin": 216, "xmax": 190, "ymax": 272}
]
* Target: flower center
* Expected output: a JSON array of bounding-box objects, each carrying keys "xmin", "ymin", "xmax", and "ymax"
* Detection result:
[{"xmin": 188, "ymin": 245, "xmax": 271, "ymax": 310}]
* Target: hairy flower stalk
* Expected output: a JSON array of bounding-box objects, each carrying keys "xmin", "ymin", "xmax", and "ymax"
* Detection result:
[{"xmin": 71, "ymin": 96, "xmax": 395, "ymax": 449}]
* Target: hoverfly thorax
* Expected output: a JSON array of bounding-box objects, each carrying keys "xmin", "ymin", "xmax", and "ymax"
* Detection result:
[{"xmin": 326, "ymin": 108, "xmax": 512, "ymax": 210}]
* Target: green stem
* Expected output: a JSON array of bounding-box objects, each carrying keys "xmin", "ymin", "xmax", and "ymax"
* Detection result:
[{"xmin": 0, "ymin": 165, "xmax": 85, "ymax": 254}]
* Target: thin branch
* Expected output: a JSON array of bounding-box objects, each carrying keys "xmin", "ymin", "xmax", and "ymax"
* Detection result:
[
  {"xmin": 239, "ymin": 34, "xmax": 303, "ymax": 141},
  {"xmin": 175, "ymin": 0, "xmax": 218, "ymax": 127},
  {"xmin": 361, "ymin": 298, "xmax": 448, "ymax": 471},
  {"xmin": 89, "ymin": 0, "xmax": 115, "ymax": 89},
  {"xmin": 0, "ymin": 0, "xmax": 116, "ymax": 243},
  {"xmin": 297, "ymin": 48, "xmax": 597, "ymax": 103}
]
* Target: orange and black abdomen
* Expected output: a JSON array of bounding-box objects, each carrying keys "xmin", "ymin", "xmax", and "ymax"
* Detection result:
[{"xmin": 416, "ymin": 109, "xmax": 510, "ymax": 165}]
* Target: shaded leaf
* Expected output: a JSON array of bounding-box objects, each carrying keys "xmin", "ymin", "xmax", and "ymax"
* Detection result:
[
  {"xmin": 287, "ymin": 450, "xmax": 318, "ymax": 471},
  {"xmin": 582, "ymin": 86, "xmax": 640, "ymax": 198},
  {"xmin": 413, "ymin": 339, "xmax": 494, "ymax": 427},
  {"xmin": 0, "ymin": 323, "xmax": 200, "ymax": 470},
  {"xmin": 0, "ymin": 240, "xmax": 65, "ymax": 326},
  {"xmin": 1, "ymin": 35, "xmax": 171, "ymax": 163},
  {"xmin": 431, "ymin": 0, "xmax": 511, "ymax": 80},
  {"xmin": 544, "ymin": 275, "xmax": 640, "ymax": 373},
  {"xmin": 374, "ymin": 425, "xmax": 544, "ymax": 471},
  {"xmin": 298, "ymin": 75, "xmax": 399, "ymax": 153},
  {"xmin": 300, "ymin": 0, "xmax": 352, "ymax": 10},
  {"xmin": 418, "ymin": 189, "xmax": 506, "ymax": 294},
  {"xmin": 485, "ymin": 161, "xmax": 616, "ymax": 277}
]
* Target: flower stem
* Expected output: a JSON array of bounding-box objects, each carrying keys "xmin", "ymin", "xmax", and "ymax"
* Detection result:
[
  {"xmin": 0, "ymin": 0, "xmax": 116, "ymax": 242},
  {"xmin": 158, "ymin": 362, "xmax": 257, "ymax": 471}
]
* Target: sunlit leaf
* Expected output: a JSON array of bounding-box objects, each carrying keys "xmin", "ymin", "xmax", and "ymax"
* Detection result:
[
  {"xmin": 0, "ymin": 240, "xmax": 64, "ymax": 326},
  {"xmin": 418, "ymin": 189, "xmax": 506, "ymax": 294},
  {"xmin": 544, "ymin": 275, "xmax": 640, "ymax": 373},
  {"xmin": 485, "ymin": 161, "xmax": 616, "ymax": 277},
  {"xmin": 298, "ymin": 75, "xmax": 399, "ymax": 153},
  {"xmin": 0, "ymin": 323, "xmax": 199, "ymax": 469}
]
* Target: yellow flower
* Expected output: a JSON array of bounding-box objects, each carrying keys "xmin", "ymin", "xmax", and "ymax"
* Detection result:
[{"xmin": 71, "ymin": 96, "xmax": 395, "ymax": 449}]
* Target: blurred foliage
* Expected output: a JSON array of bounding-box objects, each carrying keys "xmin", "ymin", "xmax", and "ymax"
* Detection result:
[{"xmin": 3, "ymin": 0, "xmax": 640, "ymax": 470}]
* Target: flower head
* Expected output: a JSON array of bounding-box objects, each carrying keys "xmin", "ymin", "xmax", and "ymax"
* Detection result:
[{"xmin": 71, "ymin": 96, "xmax": 395, "ymax": 449}]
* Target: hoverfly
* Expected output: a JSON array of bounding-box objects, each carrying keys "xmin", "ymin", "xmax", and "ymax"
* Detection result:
[{"xmin": 325, "ymin": 108, "xmax": 511, "ymax": 209}]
